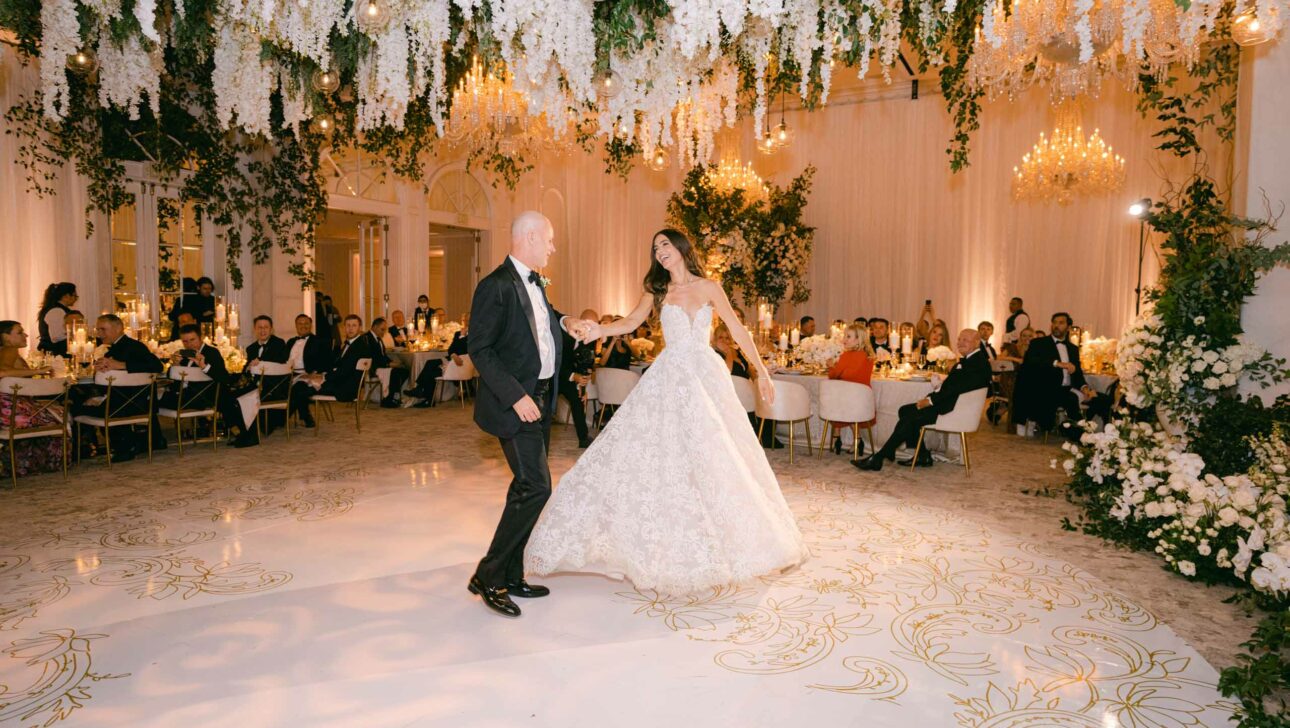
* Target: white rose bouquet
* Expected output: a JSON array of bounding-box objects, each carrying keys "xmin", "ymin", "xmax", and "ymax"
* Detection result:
[
  {"xmin": 794, "ymin": 334, "xmax": 842, "ymax": 368},
  {"xmin": 629, "ymin": 338, "xmax": 655, "ymax": 359}
]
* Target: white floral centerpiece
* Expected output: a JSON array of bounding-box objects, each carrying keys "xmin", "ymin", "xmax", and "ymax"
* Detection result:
[
  {"xmin": 925, "ymin": 345, "xmax": 956, "ymax": 372},
  {"xmin": 628, "ymin": 338, "xmax": 655, "ymax": 360},
  {"xmin": 794, "ymin": 334, "xmax": 841, "ymax": 369},
  {"xmin": 1079, "ymin": 336, "xmax": 1118, "ymax": 374},
  {"xmin": 430, "ymin": 321, "xmax": 463, "ymax": 350}
]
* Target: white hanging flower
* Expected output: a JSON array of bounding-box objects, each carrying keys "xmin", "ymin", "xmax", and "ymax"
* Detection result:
[{"xmin": 39, "ymin": 0, "xmax": 80, "ymax": 120}]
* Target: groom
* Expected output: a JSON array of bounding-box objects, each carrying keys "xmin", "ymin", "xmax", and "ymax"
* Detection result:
[{"xmin": 467, "ymin": 211, "xmax": 591, "ymax": 618}]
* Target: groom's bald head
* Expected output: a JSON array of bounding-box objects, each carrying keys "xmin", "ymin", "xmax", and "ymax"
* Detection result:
[{"xmin": 511, "ymin": 211, "xmax": 555, "ymax": 270}]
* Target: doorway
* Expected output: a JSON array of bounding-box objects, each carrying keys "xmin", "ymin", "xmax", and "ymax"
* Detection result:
[
  {"xmin": 428, "ymin": 223, "xmax": 479, "ymax": 321},
  {"xmin": 315, "ymin": 210, "xmax": 387, "ymax": 326}
]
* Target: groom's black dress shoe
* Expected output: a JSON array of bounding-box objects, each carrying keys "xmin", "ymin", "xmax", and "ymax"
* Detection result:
[
  {"xmin": 505, "ymin": 580, "xmax": 550, "ymax": 598},
  {"xmin": 898, "ymin": 451, "xmax": 934, "ymax": 468},
  {"xmin": 468, "ymin": 576, "xmax": 521, "ymax": 617},
  {"xmin": 853, "ymin": 454, "xmax": 884, "ymax": 472}
]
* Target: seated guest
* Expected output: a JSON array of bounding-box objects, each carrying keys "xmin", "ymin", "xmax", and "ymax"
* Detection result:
[
  {"xmin": 977, "ymin": 321, "xmax": 998, "ymax": 359},
  {"xmin": 189, "ymin": 277, "xmax": 218, "ymax": 326},
  {"xmin": 286, "ymin": 314, "xmax": 334, "ymax": 376},
  {"xmin": 713, "ymin": 323, "xmax": 755, "ymax": 379},
  {"xmin": 290, "ymin": 315, "xmax": 371, "ymax": 427},
  {"xmin": 799, "ymin": 316, "xmax": 816, "ymax": 338},
  {"xmin": 922, "ymin": 323, "xmax": 955, "ymax": 362},
  {"xmin": 1014, "ymin": 312, "xmax": 1087, "ymax": 439},
  {"xmin": 367, "ymin": 317, "xmax": 408, "ymax": 408},
  {"xmin": 160, "ymin": 324, "xmax": 259, "ymax": 448},
  {"xmin": 1000, "ymin": 326, "xmax": 1034, "ymax": 364},
  {"xmin": 827, "ymin": 322, "xmax": 876, "ymax": 457},
  {"xmin": 170, "ymin": 310, "xmax": 197, "ymax": 342},
  {"xmin": 36, "ymin": 282, "xmax": 78, "ymax": 356},
  {"xmin": 388, "ymin": 310, "xmax": 410, "ymax": 348},
  {"xmin": 0, "ymin": 321, "xmax": 66, "ymax": 477},
  {"xmin": 410, "ymin": 314, "xmax": 470, "ymax": 407},
  {"xmin": 855, "ymin": 329, "xmax": 991, "ymax": 471},
  {"xmin": 72, "ymin": 314, "xmax": 165, "ymax": 462},
  {"xmin": 599, "ymin": 316, "xmax": 634, "ymax": 370},
  {"xmin": 560, "ymin": 309, "xmax": 599, "ymax": 448},
  {"xmin": 245, "ymin": 315, "xmax": 288, "ymax": 365},
  {"xmin": 413, "ymin": 295, "xmax": 432, "ymax": 327},
  {"xmin": 868, "ymin": 318, "xmax": 893, "ymax": 355}
]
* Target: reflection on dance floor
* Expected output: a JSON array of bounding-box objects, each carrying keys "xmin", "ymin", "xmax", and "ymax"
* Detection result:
[{"xmin": 0, "ymin": 461, "xmax": 1231, "ymax": 727}]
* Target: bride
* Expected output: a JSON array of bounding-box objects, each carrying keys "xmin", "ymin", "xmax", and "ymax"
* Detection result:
[{"xmin": 524, "ymin": 229, "xmax": 806, "ymax": 594}]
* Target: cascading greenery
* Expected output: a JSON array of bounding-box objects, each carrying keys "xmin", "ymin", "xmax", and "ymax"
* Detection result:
[{"xmin": 0, "ymin": 0, "xmax": 998, "ymax": 288}]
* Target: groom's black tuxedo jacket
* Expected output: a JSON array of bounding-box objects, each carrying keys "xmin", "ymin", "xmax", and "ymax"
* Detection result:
[{"xmin": 469, "ymin": 258, "xmax": 566, "ymax": 439}]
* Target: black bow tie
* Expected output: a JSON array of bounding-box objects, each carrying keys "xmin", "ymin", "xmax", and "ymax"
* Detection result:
[{"xmin": 527, "ymin": 270, "xmax": 542, "ymax": 287}]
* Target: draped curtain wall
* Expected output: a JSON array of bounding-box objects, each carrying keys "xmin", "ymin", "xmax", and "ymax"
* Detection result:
[{"xmin": 0, "ymin": 47, "xmax": 110, "ymax": 338}]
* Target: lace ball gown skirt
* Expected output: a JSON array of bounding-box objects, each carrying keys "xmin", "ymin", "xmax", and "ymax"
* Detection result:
[{"xmin": 525, "ymin": 304, "xmax": 806, "ymax": 594}]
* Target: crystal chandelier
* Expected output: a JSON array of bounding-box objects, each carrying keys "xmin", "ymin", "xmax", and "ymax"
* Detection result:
[
  {"xmin": 1012, "ymin": 102, "xmax": 1125, "ymax": 205},
  {"xmin": 703, "ymin": 157, "xmax": 769, "ymax": 204},
  {"xmin": 967, "ymin": 0, "xmax": 1196, "ymax": 102},
  {"xmin": 440, "ymin": 58, "xmax": 570, "ymax": 158}
]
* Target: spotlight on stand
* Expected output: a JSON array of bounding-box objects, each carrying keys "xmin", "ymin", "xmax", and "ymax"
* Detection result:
[{"xmin": 1128, "ymin": 198, "xmax": 1152, "ymax": 315}]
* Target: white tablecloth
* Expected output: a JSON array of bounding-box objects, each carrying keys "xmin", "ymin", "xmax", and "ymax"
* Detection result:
[
  {"xmin": 769, "ymin": 373, "xmax": 961, "ymax": 457},
  {"xmin": 1086, "ymin": 373, "xmax": 1118, "ymax": 394},
  {"xmin": 390, "ymin": 350, "xmax": 448, "ymax": 382}
]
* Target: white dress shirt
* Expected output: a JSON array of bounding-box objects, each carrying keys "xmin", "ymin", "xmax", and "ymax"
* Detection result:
[
  {"xmin": 1053, "ymin": 336, "xmax": 1072, "ymax": 387},
  {"xmin": 289, "ymin": 336, "xmax": 308, "ymax": 374},
  {"xmin": 509, "ymin": 255, "xmax": 556, "ymax": 379}
]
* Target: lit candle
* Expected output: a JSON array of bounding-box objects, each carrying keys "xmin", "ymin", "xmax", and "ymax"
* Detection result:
[
  {"xmin": 790, "ymin": 328, "xmax": 800, "ymax": 346},
  {"xmin": 229, "ymin": 308, "xmax": 240, "ymax": 331},
  {"xmin": 215, "ymin": 302, "xmax": 227, "ymax": 323},
  {"xmin": 129, "ymin": 311, "xmax": 139, "ymax": 331},
  {"xmin": 902, "ymin": 335, "xmax": 912, "ymax": 355},
  {"xmin": 778, "ymin": 333, "xmax": 788, "ymax": 351},
  {"xmin": 417, "ymin": 316, "xmax": 426, "ymax": 333},
  {"xmin": 215, "ymin": 325, "xmax": 225, "ymax": 344},
  {"xmin": 75, "ymin": 326, "xmax": 87, "ymax": 345}
]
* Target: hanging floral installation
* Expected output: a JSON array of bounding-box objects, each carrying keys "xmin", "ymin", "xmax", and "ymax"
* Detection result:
[{"xmin": 0, "ymin": 0, "xmax": 1284, "ymax": 287}]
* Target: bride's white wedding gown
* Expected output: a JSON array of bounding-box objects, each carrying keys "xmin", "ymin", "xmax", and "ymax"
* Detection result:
[{"xmin": 525, "ymin": 302, "xmax": 807, "ymax": 594}]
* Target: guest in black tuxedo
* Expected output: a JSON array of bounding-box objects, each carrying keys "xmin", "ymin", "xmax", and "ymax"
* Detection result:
[
  {"xmin": 868, "ymin": 318, "xmax": 893, "ymax": 355},
  {"xmin": 388, "ymin": 310, "xmax": 411, "ymax": 348},
  {"xmin": 188, "ymin": 277, "xmax": 218, "ymax": 327},
  {"xmin": 289, "ymin": 315, "xmax": 370, "ymax": 427},
  {"xmin": 466, "ymin": 211, "xmax": 591, "ymax": 618},
  {"xmin": 71, "ymin": 314, "xmax": 165, "ymax": 462},
  {"xmin": 286, "ymin": 314, "xmax": 334, "ymax": 377},
  {"xmin": 1014, "ymin": 312, "xmax": 1088, "ymax": 439},
  {"xmin": 977, "ymin": 321, "xmax": 998, "ymax": 360},
  {"xmin": 246, "ymin": 315, "xmax": 290, "ymax": 434},
  {"xmin": 855, "ymin": 329, "xmax": 992, "ymax": 471},
  {"xmin": 409, "ymin": 315, "xmax": 471, "ymax": 407},
  {"xmin": 559, "ymin": 309, "xmax": 598, "ymax": 448},
  {"xmin": 367, "ymin": 317, "xmax": 408, "ymax": 408},
  {"xmin": 169, "ymin": 310, "xmax": 197, "ymax": 342},
  {"xmin": 799, "ymin": 315, "xmax": 817, "ymax": 338},
  {"xmin": 413, "ymin": 295, "xmax": 432, "ymax": 329},
  {"xmin": 246, "ymin": 315, "xmax": 288, "ymax": 365},
  {"xmin": 159, "ymin": 324, "xmax": 260, "ymax": 447}
]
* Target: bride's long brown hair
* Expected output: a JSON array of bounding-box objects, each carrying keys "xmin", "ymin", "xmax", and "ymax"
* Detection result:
[{"xmin": 643, "ymin": 229, "xmax": 706, "ymax": 313}]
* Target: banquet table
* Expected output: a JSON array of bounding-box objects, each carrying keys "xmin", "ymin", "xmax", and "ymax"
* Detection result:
[
  {"xmin": 768, "ymin": 372, "xmax": 963, "ymax": 459},
  {"xmin": 390, "ymin": 349, "xmax": 448, "ymax": 382}
]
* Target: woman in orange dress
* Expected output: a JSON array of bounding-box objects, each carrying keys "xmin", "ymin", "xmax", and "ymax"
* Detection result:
[{"xmin": 826, "ymin": 322, "xmax": 875, "ymax": 456}]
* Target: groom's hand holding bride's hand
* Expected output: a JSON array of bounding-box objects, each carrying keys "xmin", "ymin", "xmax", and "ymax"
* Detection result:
[
  {"xmin": 577, "ymin": 321, "xmax": 602, "ymax": 345},
  {"xmin": 513, "ymin": 395, "xmax": 542, "ymax": 422}
]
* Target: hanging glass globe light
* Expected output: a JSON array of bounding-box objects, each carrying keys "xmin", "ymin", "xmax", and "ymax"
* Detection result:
[
  {"xmin": 755, "ymin": 132, "xmax": 778, "ymax": 156},
  {"xmin": 310, "ymin": 114, "xmax": 335, "ymax": 135},
  {"xmin": 355, "ymin": 0, "xmax": 387, "ymax": 31},
  {"xmin": 66, "ymin": 49, "xmax": 98, "ymax": 75},
  {"xmin": 595, "ymin": 69, "xmax": 622, "ymax": 100},
  {"xmin": 1232, "ymin": 7, "xmax": 1277, "ymax": 46},
  {"xmin": 771, "ymin": 119, "xmax": 794, "ymax": 150},
  {"xmin": 644, "ymin": 147, "xmax": 671, "ymax": 172},
  {"xmin": 311, "ymin": 69, "xmax": 340, "ymax": 93}
]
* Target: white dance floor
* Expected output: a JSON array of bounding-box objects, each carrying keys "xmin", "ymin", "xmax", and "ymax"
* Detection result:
[{"xmin": 0, "ymin": 456, "xmax": 1231, "ymax": 727}]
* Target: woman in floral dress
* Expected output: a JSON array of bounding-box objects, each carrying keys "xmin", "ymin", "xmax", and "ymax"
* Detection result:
[{"xmin": 0, "ymin": 321, "xmax": 65, "ymax": 478}]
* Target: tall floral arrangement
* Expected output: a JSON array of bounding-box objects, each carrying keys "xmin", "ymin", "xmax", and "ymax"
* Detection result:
[
  {"xmin": 666, "ymin": 164, "xmax": 816, "ymax": 309},
  {"xmin": 1059, "ymin": 31, "xmax": 1290, "ymax": 727}
]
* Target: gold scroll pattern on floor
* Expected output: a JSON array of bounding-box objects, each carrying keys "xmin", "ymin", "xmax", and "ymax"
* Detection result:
[
  {"xmin": 616, "ymin": 478, "xmax": 1234, "ymax": 727},
  {"xmin": 0, "ymin": 469, "xmax": 364, "ymax": 725}
]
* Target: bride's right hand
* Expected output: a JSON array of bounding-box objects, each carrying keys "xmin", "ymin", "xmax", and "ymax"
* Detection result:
[{"xmin": 757, "ymin": 375, "xmax": 775, "ymax": 406}]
